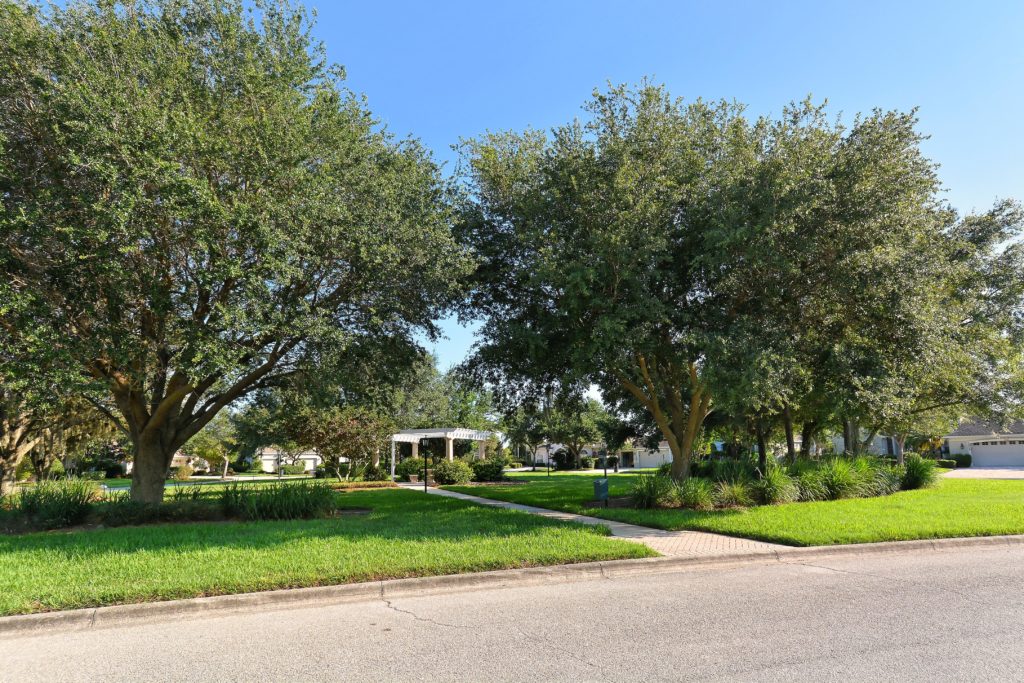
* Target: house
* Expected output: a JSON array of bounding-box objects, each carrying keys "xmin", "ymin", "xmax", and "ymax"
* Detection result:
[
  {"xmin": 944, "ymin": 421, "xmax": 1024, "ymax": 467},
  {"xmin": 257, "ymin": 447, "xmax": 323, "ymax": 473},
  {"xmin": 831, "ymin": 433, "xmax": 899, "ymax": 456}
]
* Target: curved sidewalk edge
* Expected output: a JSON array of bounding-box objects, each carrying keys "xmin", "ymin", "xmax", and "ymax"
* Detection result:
[{"xmin": 3, "ymin": 533, "xmax": 1024, "ymax": 638}]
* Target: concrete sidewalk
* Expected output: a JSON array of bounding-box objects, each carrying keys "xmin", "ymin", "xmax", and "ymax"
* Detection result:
[
  {"xmin": 943, "ymin": 467, "xmax": 1024, "ymax": 479},
  {"xmin": 418, "ymin": 485, "xmax": 786, "ymax": 557}
]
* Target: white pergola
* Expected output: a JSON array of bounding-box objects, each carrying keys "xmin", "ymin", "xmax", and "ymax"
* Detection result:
[{"xmin": 389, "ymin": 428, "xmax": 495, "ymax": 481}]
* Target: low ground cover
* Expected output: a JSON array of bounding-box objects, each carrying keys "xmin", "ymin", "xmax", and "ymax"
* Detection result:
[
  {"xmin": 446, "ymin": 471, "xmax": 1024, "ymax": 546},
  {"xmin": 0, "ymin": 488, "xmax": 651, "ymax": 616}
]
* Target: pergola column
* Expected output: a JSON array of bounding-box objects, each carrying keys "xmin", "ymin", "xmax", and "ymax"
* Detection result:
[
  {"xmin": 411, "ymin": 441, "xmax": 419, "ymax": 459},
  {"xmin": 390, "ymin": 440, "xmax": 396, "ymax": 481},
  {"xmin": 445, "ymin": 436, "xmax": 454, "ymax": 461},
  {"xmin": 477, "ymin": 441, "xmax": 487, "ymax": 460}
]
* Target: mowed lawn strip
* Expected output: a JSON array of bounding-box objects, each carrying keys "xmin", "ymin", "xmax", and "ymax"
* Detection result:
[
  {"xmin": 0, "ymin": 488, "xmax": 652, "ymax": 617},
  {"xmin": 446, "ymin": 472, "xmax": 1024, "ymax": 546}
]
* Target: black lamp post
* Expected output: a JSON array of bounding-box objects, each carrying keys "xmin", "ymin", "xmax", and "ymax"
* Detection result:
[{"xmin": 421, "ymin": 438, "xmax": 430, "ymax": 493}]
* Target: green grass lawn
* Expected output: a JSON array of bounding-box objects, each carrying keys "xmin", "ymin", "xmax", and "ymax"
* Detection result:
[
  {"xmin": 447, "ymin": 472, "xmax": 1024, "ymax": 546},
  {"xmin": 0, "ymin": 488, "xmax": 652, "ymax": 616}
]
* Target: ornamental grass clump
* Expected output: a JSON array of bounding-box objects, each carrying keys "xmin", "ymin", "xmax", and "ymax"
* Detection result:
[
  {"xmin": 675, "ymin": 477, "xmax": 715, "ymax": 510},
  {"xmin": 631, "ymin": 474, "xmax": 678, "ymax": 509},
  {"xmin": 221, "ymin": 482, "xmax": 336, "ymax": 521},
  {"xmin": 751, "ymin": 467, "xmax": 799, "ymax": 505},
  {"xmin": 901, "ymin": 454, "xmax": 938, "ymax": 490},
  {"xmin": 17, "ymin": 479, "xmax": 98, "ymax": 529},
  {"xmin": 713, "ymin": 480, "xmax": 754, "ymax": 508}
]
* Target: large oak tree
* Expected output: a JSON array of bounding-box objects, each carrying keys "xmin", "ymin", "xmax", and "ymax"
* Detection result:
[{"xmin": 1, "ymin": 0, "xmax": 467, "ymax": 501}]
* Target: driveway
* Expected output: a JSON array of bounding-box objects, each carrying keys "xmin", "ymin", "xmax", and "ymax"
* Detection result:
[
  {"xmin": 943, "ymin": 467, "xmax": 1024, "ymax": 479},
  {"xmin": 2, "ymin": 544, "xmax": 1023, "ymax": 681}
]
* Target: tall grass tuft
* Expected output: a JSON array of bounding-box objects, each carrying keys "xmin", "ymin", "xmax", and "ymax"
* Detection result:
[
  {"xmin": 675, "ymin": 477, "xmax": 715, "ymax": 510},
  {"xmin": 816, "ymin": 458, "xmax": 869, "ymax": 500},
  {"xmin": 713, "ymin": 480, "xmax": 754, "ymax": 507},
  {"xmin": 221, "ymin": 482, "xmax": 337, "ymax": 521},
  {"xmin": 901, "ymin": 455, "xmax": 938, "ymax": 490},
  {"xmin": 751, "ymin": 468, "xmax": 799, "ymax": 505},
  {"xmin": 17, "ymin": 479, "xmax": 98, "ymax": 529},
  {"xmin": 630, "ymin": 474, "xmax": 677, "ymax": 509}
]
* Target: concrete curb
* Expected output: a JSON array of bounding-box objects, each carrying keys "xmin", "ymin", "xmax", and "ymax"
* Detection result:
[{"xmin": 3, "ymin": 532, "xmax": 1024, "ymax": 637}]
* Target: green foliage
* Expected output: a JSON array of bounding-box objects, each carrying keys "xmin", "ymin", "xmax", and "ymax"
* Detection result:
[
  {"xmin": 901, "ymin": 455, "xmax": 939, "ymax": 490},
  {"xmin": 278, "ymin": 464, "xmax": 306, "ymax": 476},
  {"xmin": 713, "ymin": 480, "xmax": 755, "ymax": 508},
  {"xmin": 816, "ymin": 459, "xmax": 868, "ymax": 500},
  {"xmin": 432, "ymin": 460, "xmax": 473, "ymax": 485},
  {"xmin": 361, "ymin": 465, "xmax": 389, "ymax": 482},
  {"xmin": 551, "ymin": 450, "xmax": 576, "ymax": 471},
  {"xmin": 952, "ymin": 452, "xmax": 972, "ymax": 468},
  {"xmin": 675, "ymin": 477, "xmax": 715, "ymax": 511},
  {"xmin": 579, "ymin": 456, "xmax": 595, "ymax": 469},
  {"xmin": 471, "ymin": 459, "xmax": 506, "ymax": 483},
  {"xmin": 47, "ymin": 459, "xmax": 66, "ymax": 480},
  {"xmin": 16, "ymin": 480, "xmax": 97, "ymax": 529},
  {"xmin": 934, "ymin": 459, "xmax": 957, "ymax": 469},
  {"xmin": 395, "ymin": 458, "xmax": 426, "ymax": 481},
  {"xmin": 172, "ymin": 465, "xmax": 194, "ymax": 481},
  {"xmin": 0, "ymin": 0, "xmax": 467, "ymax": 502},
  {"xmin": 630, "ymin": 475, "xmax": 677, "ymax": 509},
  {"xmin": 220, "ymin": 482, "xmax": 336, "ymax": 521},
  {"xmin": 751, "ymin": 468, "xmax": 799, "ymax": 505},
  {"xmin": 98, "ymin": 497, "xmax": 158, "ymax": 527}
]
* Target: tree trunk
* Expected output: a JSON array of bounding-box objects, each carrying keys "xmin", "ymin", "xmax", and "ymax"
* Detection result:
[
  {"xmin": 755, "ymin": 421, "xmax": 768, "ymax": 475},
  {"xmin": 221, "ymin": 457, "xmax": 229, "ymax": 479},
  {"xmin": 0, "ymin": 462, "xmax": 17, "ymax": 497},
  {"xmin": 782, "ymin": 406, "xmax": 796, "ymax": 464},
  {"xmin": 131, "ymin": 439, "xmax": 173, "ymax": 504},
  {"xmin": 895, "ymin": 434, "xmax": 906, "ymax": 466},
  {"xmin": 842, "ymin": 420, "xmax": 853, "ymax": 455},
  {"xmin": 799, "ymin": 421, "xmax": 817, "ymax": 459}
]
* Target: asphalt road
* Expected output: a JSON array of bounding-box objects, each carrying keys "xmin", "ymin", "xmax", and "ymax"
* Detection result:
[{"xmin": 3, "ymin": 545, "xmax": 1023, "ymax": 682}]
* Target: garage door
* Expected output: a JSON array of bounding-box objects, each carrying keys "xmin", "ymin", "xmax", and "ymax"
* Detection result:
[{"xmin": 971, "ymin": 442, "xmax": 1024, "ymax": 467}]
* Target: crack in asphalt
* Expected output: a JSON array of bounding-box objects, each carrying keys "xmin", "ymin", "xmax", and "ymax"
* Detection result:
[
  {"xmin": 781, "ymin": 559, "xmax": 986, "ymax": 604},
  {"xmin": 380, "ymin": 599, "xmax": 471, "ymax": 630}
]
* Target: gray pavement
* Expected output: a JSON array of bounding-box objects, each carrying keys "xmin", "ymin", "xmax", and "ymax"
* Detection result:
[
  {"xmin": 423, "ymin": 486, "xmax": 786, "ymax": 557},
  {"xmin": 943, "ymin": 467, "xmax": 1024, "ymax": 479},
  {"xmin": 2, "ymin": 544, "xmax": 1023, "ymax": 682}
]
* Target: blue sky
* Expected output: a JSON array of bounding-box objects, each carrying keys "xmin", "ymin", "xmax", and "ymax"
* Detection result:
[{"xmin": 309, "ymin": 0, "xmax": 1024, "ymax": 370}]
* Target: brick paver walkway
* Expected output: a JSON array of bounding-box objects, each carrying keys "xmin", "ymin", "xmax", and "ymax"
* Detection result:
[{"xmin": 415, "ymin": 485, "xmax": 786, "ymax": 557}]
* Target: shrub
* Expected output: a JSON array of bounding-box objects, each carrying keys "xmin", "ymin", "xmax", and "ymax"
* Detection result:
[
  {"xmin": 172, "ymin": 465, "xmax": 194, "ymax": 481},
  {"xmin": 279, "ymin": 463, "xmax": 306, "ymax": 476},
  {"xmin": 221, "ymin": 482, "xmax": 336, "ymax": 521},
  {"xmin": 47, "ymin": 459, "xmax": 67, "ymax": 480},
  {"xmin": 472, "ymin": 459, "xmax": 506, "ymax": 482},
  {"xmin": 432, "ymin": 460, "xmax": 473, "ymax": 485},
  {"xmin": 232, "ymin": 458, "xmax": 253, "ymax": 473},
  {"xmin": 395, "ymin": 457, "xmax": 426, "ymax": 481},
  {"xmin": 79, "ymin": 470, "xmax": 106, "ymax": 481},
  {"xmin": 579, "ymin": 456, "xmax": 595, "ymax": 469},
  {"xmin": 631, "ymin": 474, "xmax": 677, "ymax": 509},
  {"xmin": 952, "ymin": 452, "xmax": 972, "ymax": 468},
  {"xmin": 17, "ymin": 480, "xmax": 98, "ymax": 529},
  {"xmin": 656, "ymin": 463, "xmax": 672, "ymax": 477},
  {"xmin": 507, "ymin": 461, "xmax": 523, "ymax": 469},
  {"xmin": 675, "ymin": 477, "xmax": 714, "ymax": 510},
  {"xmin": 102, "ymin": 461, "xmax": 125, "ymax": 479},
  {"xmin": 362, "ymin": 465, "xmax": 389, "ymax": 481},
  {"xmin": 606, "ymin": 455, "xmax": 619, "ymax": 468},
  {"xmin": 713, "ymin": 480, "xmax": 754, "ymax": 507},
  {"xmin": 751, "ymin": 468, "xmax": 798, "ymax": 505},
  {"xmin": 934, "ymin": 459, "xmax": 957, "ymax": 469},
  {"xmin": 551, "ymin": 450, "xmax": 575, "ymax": 470},
  {"xmin": 901, "ymin": 455, "xmax": 938, "ymax": 490}
]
